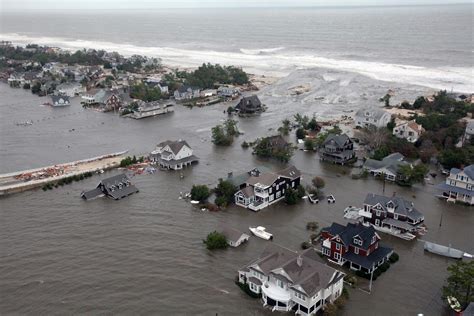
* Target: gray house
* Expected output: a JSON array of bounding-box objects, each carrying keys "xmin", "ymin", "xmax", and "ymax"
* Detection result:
[
  {"xmin": 319, "ymin": 134, "xmax": 355, "ymax": 165},
  {"xmin": 81, "ymin": 174, "xmax": 139, "ymax": 200},
  {"xmin": 51, "ymin": 95, "xmax": 70, "ymax": 107},
  {"xmin": 363, "ymin": 153, "xmax": 410, "ymax": 181},
  {"xmin": 235, "ymin": 95, "xmax": 263, "ymax": 114},
  {"xmin": 354, "ymin": 107, "xmax": 391, "ymax": 129},
  {"xmin": 220, "ymin": 226, "xmax": 250, "ymax": 247},
  {"xmin": 174, "ymin": 85, "xmax": 200, "ymax": 100}
]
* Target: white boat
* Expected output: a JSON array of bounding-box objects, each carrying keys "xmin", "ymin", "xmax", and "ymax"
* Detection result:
[
  {"xmin": 308, "ymin": 194, "xmax": 319, "ymax": 204},
  {"xmin": 447, "ymin": 296, "xmax": 462, "ymax": 312},
  {"xmin": 327, "ymin": 195, "xmax": 335, "ymax": 204},
  {"xmin": 249, "ymin": 226, "xmax": 273, "ymax": 240},
  {"xmin": 190, "ymin": 200, "xmax": 200, "ymax": 204},
  {"xmin": 424, "ymin": 241, "xmax": 469, "ymax": 259}
]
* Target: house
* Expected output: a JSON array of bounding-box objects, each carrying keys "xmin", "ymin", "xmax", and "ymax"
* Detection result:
[
  {"xmin": 463, "ymin": 121, "xmax": 474, "ymax": 146},
  {"xmin": 359, "ymin": 193, "xmax": 425, "ymax": 236},
  {"xmin": 174, "ymin": 85, "xmax": 200, "ymax": 100},
  {"xmin": 200, "ymin": 89, "xmax": 217, "ymax": 98},
  {"xmin": 436, "ymin": 165, "xmax": 474, "ymax": 205},
  {"xmin": 235, "ymin": 95, "xmax": 263, "ymax": 114},
  {"xmin": 320, "ymin": 222, "xmax": 393, "ymax": 274},
  {"xmin": 81, "ymin": 89, "xmax": 122, "ymax": 111},
  {"xmin": 149, "ymin": 140, "xmax": 199, "ymax": 170},
  {"xmin": 392, "ymin": 120, "xmax": 424, "ymax": 143},
  {"xmin": 354, "ymin": 107, "xmax": 392, "ymax": 129},
  {"xmin": 56, "ymin": 82, "xmax": 85, "ymax": 97},
  {"xmin": 234, "ymin": 165, "xmax": 301, "ymax": 211},
  {"xmin": 237, "ymin": 244, "xmax": 345, "ymax": 316},
  {"xmin": 217, "ymin": 85, "xmax": 240, "ymax": 98},
  {"xmin": 51, "ymin": 95, "xmax": 70, "ymax": 107},
  {"xmin": 145, "ymin": 77, "xmax": 169, "ymax": 94},
  {"xmin": 363, "ymin": 153, "xmax": 410, "ymax": 181},
  {"xmin": 319, "ymin": 134, "xmax": 355, "ymax": 165},
  {"xmin": 128, "ymin": 101, "xmax": 174, "ymax": 119},
  {"xmin": 221, "ymin": 226, "xmax": 250, "ymax": 247},
  {"xmin": 81, "ymin": 174, "xmax": 139, "ymax": 200},
  {"xmin": 226, "ymin": 166, "xmax": 272, "ymax": 189}
]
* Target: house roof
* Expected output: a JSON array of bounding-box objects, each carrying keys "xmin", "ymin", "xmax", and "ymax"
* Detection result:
[
  {"xmin": 323, "ymin": 134, "xmax": 351, "ymax": 148},
  {"xmin": 227, "ymin": 166, "xmax": 272, "ymax": 187},
  {"xmin": 51, "ymin": 95, "xmax": 70, "ymax": 103},
  {"xmin": 247, "ymin": 172, "xmax": 279, "ymax": 187},
  {"xmin": 278, "ymin": 165, "xmax": 302, "ymax": 180},
  {"xmin": 244, "ymin": 244, "xmax": 342, "ymax": 297},
  {"xmin": 238, "ymin": 186, "xmax": 255, "ymax": 198},
  {"xmin": 355, "ymin": 107, "xmax": 390, "ymax": 121},
  {"xmin": 450, "ymin": 165, "xmax": 474, "ymax": 179},
  {"xmin": 342, "ymin": 246, "xmax": 393, "ymax": 269},
  {"xmin": 322, "ymin": 222, "xmax": 378, "ymax": 250},
  {"xmin": 236, "ymin": 95, "xmax": 262, "ymax": 111},
  {"xmin": 363, "ymin": 153, "xmax": 408, "ymax": 175},
  {"xmin": 100, "ymin": 174, "xmax": 139, "ymax": 200},
  {"xmin": 266, "ymin": 135, "xmax": 289, "ymax": 149},
  {"xmin": 177, "ymin": 85, "xmax": 199, "ymax": 93},
  {"xmin": 363, "ymin": 193, "xmax": 424, "ymax": 221},
  {"xmin": 81, "ymin": 187, "xmax": 103, "ymax": 200},
  {"xmin": 221, "ymin": 226, "xmax": 249, "ymax": 243},
  {"xmin": 157, "ymin": 140, "xmax": 191, "ymax": 155}
]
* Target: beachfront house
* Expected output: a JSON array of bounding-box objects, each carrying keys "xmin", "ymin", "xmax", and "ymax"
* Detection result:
[
  {"xmin": 149, "ymin": 140, "xmax": 199, "ymax": 170},
  {"xmin": 217, "ymin": 85, "xmax": 240, "ymax": 99},
  {"xmin": 436, "ymin": 165, "xmax": 474, "ymax": 205},
  {"xmin": 320, "ymin": 222, "xmax": 393, "ymax": 274},
  {"xmin": 221, "ymin": 226, "xmax": 250, "ymax": 247},
  {"xmin": 51, "ymin": 95, "xmax": 70, "ymax": 107},
  {"xmin": 363, "ymin": 153, "xmax": 410, "ymax": 182},
  {"xmin": 174, "ymin": 85, "xmax": 200, "ymax": 100},
  {"xmin": 354, "ymin": 107, "xmax": 391, "ymax": 129},
  {"xmin": 237, "ymin": 244, "xmax": 345, "ymax": 316},
  {"xmin": 81, "ymin": 174, "xmax": 139, "ymax": 201},
  {"xmin": 234, "ymin": 165, "xmax": 301, "ymax": 211},
  {"xmin": 319, "ymin": 134, "xmax": 355, "ymax": 165},
  {"xmin": 235, "ymin": 95, "xmax": 263, "ymax": 115},
  {"xmin": 359, "ymin": 193, "xmax": 425, "ymax": 237},
  {"xmin": 56, "ymin": 82, "xmax": 85, "ymax": 97},
  {"xmin": 392, "ymin": 120, "xmax": 424, "ymax": 143}
]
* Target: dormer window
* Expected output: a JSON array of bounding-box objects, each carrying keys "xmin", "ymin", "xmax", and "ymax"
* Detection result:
[{"xmin": 353, "ymin": 238, "xmax": 362, "ymax": 246}]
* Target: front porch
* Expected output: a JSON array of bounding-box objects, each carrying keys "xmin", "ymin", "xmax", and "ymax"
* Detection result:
[{"xmin": 261, "ymin": 282, "xmax": 293, "ymax": 313}]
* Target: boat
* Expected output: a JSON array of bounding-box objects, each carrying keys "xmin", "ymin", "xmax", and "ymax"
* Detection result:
[
  {"xmin": 424, "ymin": 241, "xmax": 468, "ymax": 259},
  {"xmin": 343, "ymin": 206, "xmax": 363, "ymax": 220},
  {"xmin": 447, "ymin": 296, "xmax": 462, "ymax": 313},
  {"xmin": 190, "ymin": 200, "xmax": 200, "ymax": 204},
  {"xmin": 327, "ymin": 195, "xmax": 335, "ymax": 204},
  {"xmin": 249, "ymin": 226, "xmax": 273, "ymax": 240},
  {"xmin": 308, "ymin": 194, "xmax": 319, "ymax": 204}
]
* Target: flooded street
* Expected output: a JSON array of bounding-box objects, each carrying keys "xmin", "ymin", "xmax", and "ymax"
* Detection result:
[{"xmin": 1, "ymin": 82, "xmax": 473, "ymax": 316}]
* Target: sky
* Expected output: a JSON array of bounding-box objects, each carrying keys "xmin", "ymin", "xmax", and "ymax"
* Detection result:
[{"xmin": 0, "ymin": 0, "xmax": 469, "ymax": 11}]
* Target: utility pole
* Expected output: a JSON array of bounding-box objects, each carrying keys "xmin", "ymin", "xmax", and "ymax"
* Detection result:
[{"xmin": 369, "ymin": 267, "xmax": 374, "ymax": 293}]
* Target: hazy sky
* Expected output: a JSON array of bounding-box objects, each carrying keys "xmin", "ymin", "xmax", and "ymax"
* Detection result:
[{"xmin": 1, "ymin": 0, "xmax": 469, "ymax": 11}]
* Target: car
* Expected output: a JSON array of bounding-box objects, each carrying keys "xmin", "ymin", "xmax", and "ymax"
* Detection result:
[{"xmin": 327, "ymin": 195, "xmax": 335, "ymax": 203}]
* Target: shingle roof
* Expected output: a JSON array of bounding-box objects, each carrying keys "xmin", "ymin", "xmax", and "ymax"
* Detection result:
[
  {"xmin": 322, "ymin": 222, "xmax": 378, "ymax": 250},
  {"xmin": 364, "ymin": 193, "xmax": 424, "ymax": 221},
  {"xmin": 221, "ymin": 226, "xmax": 249, "ymax": 243},
  {"xmin": 247, "ymin": 173, "xmax": 279, "ymax": 187},
  {"xmin": 236, "ymin": 95, "xmax": 262, "ymax": 111},
  {"xmin": 323, "ymin": 134, "xmax": 351, "ymax": 148},
  {"xmin": 100, "ymin": 174, "xmax": 139, "ymax": 200},
  {"xmin": 363, "ymin": 153, "xmax": 408, "ymax": 174},
  {"xmin": 278, "ymin": 165, "xmax": 302, "ymax": 180},
  {"xmin": 343, "ymin": 246, "xmax": 393, "ymax": 269},
  {"xmin": 81, "ymin": 187, "xmax": 103, "ymax": 200},
  {"xmin": 355, "ymin": 107, "xmax": 390, "ymax": 121},
  {"xmin": 157, "ymin": 140, "xmax": 192, "ymax": 155}
]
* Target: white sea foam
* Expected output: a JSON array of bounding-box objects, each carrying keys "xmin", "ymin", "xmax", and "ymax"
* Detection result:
[
  {"xmin": 1, "ymin": 33, "xmax": 473, "ymax": 93},
  {"xmin": 239, "ymin": 47, "xmax": 286, "ymax": 55}
]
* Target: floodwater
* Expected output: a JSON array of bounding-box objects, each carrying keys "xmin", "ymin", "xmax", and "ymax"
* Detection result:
[{"xmin": 0, "ymin": 83, "xmax": 473, "ymax": 315}]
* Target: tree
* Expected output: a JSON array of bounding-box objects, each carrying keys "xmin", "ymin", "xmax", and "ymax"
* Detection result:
[
  {"xmin": 387, "ymin": 118, "xmax": 396, "ymax": 131},
  {"xmin": 214, "ymin": 179, "xmax": 237, "ymax": 207},
  {"xmin": 190, "ymin": 185, "xmax": 210, "ymax": 202},
  {"xmin": 304, "ymin": 138, "xmax": 316, "ymax": 151},
  {"xmin": 296, "ymin": 185, "xmax": 306, "ymax": 199},
  {"xmin": 224, "ymin": 118, "xmax": 239, "ymax": 137},
  {"xmin": 252, "ymin": 136, "xmax": 294, "ymax": 163},
  {"xmin": 284, "ymin": 188, "xmax": 299, "ymax": 205},
  {"xmin": 356, "ymin": 127, "xmax": 389, "ymax": 150},
  {"xmin": 379, "ymin": 93, "xmax": 391, "ymax": 107},
  {"xmin": 312, "ymin": 176, "xmax": 325, "ymax": 189},
  {"xmin": 397, "ymin": 164, "xmax": 429, "ymax": 186},
  {"xmin": 211, "ymin": 125, "xmax": 232, "ymax": 146},
  {"xmin": 296, "ymin": 128, "xmax": 306, "ymax": 139},
  {"xmin": 31, "ymin": 82, "xmax": 41, "ymax": 94},
  {"xmin": 306, "ymin": 221, "xmax": 319, "ymax": 231},
  {"xmin": 278, "ymin": 119, "xmax": 291, "ymax": 136},
  {"xmin": 203, "ymin": 231, "xmax": 228, "ymax": 250},
  {"xmin": 442, "ymin": 261, "xmax": 473, "ymax": 309},
  {"xmin": 307, "ymin": 117, "xmax": 318, "ymax": 131}
]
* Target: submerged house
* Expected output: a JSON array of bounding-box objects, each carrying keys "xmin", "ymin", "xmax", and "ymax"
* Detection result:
[
  {"xmin": 174, "ymin": 85, "xmax": 200, "ymax": 100},
  {"xmin": 237, "ymin": 244, "xmax": 345, "ymax": 316},
  {"xmin": 51, "ymin": 95, "xmax": 70, "ymax": 107},
  {"xmin": 319, "ymin": 134, "xmax": 355, "ymax": 165},
  {"xmin": 360, "ymin": 193, "xmax": 425, "ymax": 236},
  {"xmin": 81, "ymin": 174, "xmax": 139, "ymax": 200},
  {"xmin": 56, "ymin": 82, "xmax": 85, "ymax": 97},
  {"xmin": 320, "ymin": 222, "xmax": 393, "ymax": 274},
  {"xmin": 226, "ymin": 166, "xmax": 272, "ymax": 189},
  {"xmin": 234, "ymin": 165, "xmax": 301, "ymax": 211},
  {"xmin": 81, "ymin": 89, "xmax": 123, "ymax": 111},
  {"xmin": 217, "ymin": 85, "xmax": 240, "ymax": 99},
  {"xmin": 354, "ymin": 107, "xmax": 391, "ymax": 129},
  {"xmin": 129, "ymin": 101, "xmax": 174, "ymax": 119},
  {"xmin": 221, "ymin": 226, "xmax": 250, "ymax": 247},
  {"xmin": 235, "ymin": 95, "xmax": 263, "ymax": 115},
  {"xmin": 149, "ymin": 140, "xmax": 199, "ymax": 170},
  {"xmin": 363, "ymin": 153, "xmax": 410, "ymax": 182},
  {"xmin": 436, "ymin": 165, "xmax": 474, "ymax": 205}
]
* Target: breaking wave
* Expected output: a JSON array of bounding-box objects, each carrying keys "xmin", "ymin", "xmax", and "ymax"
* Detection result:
[{"xmin": 1, "ymin": 33, "xmax": 472, "ymax": 93}]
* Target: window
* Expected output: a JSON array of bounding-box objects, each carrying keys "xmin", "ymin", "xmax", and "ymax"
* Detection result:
[
  {"xmin": 394, "ymin": 214, "xmax": 398, "ymax": 220},
  {"xmin": 375, "ymin": 219, "xmax": 380, "ymax": 226},
  {"xmin": 376, "ymin": 210, "xmax": 381, "ymax": 216},
  {"xmin": 336, "ymin": 243, "xmax": 341, "ymax": 250},
  {"xmin": 278, "ymin": 280, "xmax": 284, "ymax": 288},
  {"xmin": 354, "ymin": 247, "xmax": 359, "ymax": 254},
  {"xmin": 334, "ymin": 253, "xmax": 341, "ymax": 261}
]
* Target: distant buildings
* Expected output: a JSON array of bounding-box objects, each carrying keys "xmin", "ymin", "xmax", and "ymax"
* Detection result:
[
  {"xmin": 319, "ymin": 134, "xmax": 355, "ymax": 165},
  {"xmin": 237, "ymin": 244, "xmax": 345, "ymax": 315},
  {"xmin": 235, "ymin": 95, "xmax": 263, "ymax": 115},
  {"xmin": 321, "ymin": 222, "xmax": 393, "ymax": 274},
  {"xmin": 51, "ymin": 95, "xmax": 70, "ymax": 107},
  {"xmin": 150, "ymin": 140, "xmax": 199, "ymax": 170},
  {"xmin": 363, "ymin": 153, "xmax": 409, "ymax": 182},
  {"xmin": 174, "ymin": 85, "xmax": 200, "ymax": 100},
  {"xmin": 354, "ymin": 107, "xmax": 391, "ymax": 129},
  {"xmin": 81, "ymin": 174, "xmax": 139, "ymax": 200},
  {"xmin": 392, "ymin": 120, "xmax": 424, "ymax": 143},
  {"xmin": 436, "ymin": 165, "xmax": 474, "ymax": 205},
  {"xmin": 234, "ymin": 165, "xmax": 301, "ymax": 211}
]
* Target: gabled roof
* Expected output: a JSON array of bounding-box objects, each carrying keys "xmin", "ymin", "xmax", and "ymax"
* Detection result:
[
  {"xmin": 323, "ymin": 134, "xmax": 351, "ymax": 148},
  {"xmin": 100, "ymin": 174, "xmax": 139, "ymax": 200},
  {"xmin": 451, "ymin": 165, "xmax": 474, "ymax": 179},
  {"xmin": 363, "ymin": 193, "xmax": 424, "ymax": 221},
  {"xmin": 278, "ymin": 165, "xmax": 302, "ymax": 180},
  {"xmin": 51, "ymin": 95, "xmax": 70, "ymax": 104},
  {"xmin": 322, "ymin": 222, "xmax": 378, "ymax": 250},
  {"xmin": 157, "ymin": 140, "xmax": 192, "ymax": 155},
  {"xmin": 247, "ymin": 172, "xmax": 279, "ymax": 187},
  {"xmin": 177, "ymin": 85, "xmax": 199, "ymax": 93},
  {"xmin": 220, "ymin": 226, "xmax": 249, "ymax": 243},
  {"xmin": 355, "ymin": 107, "xmax": 390, "ymax": 120},
  {"xmin": 363, "ymin": 152, "xmax": 408, "ymax": 174},
  {"xmin": 236, "ymin": 95, "xmax": 262, "ymax": 110}
]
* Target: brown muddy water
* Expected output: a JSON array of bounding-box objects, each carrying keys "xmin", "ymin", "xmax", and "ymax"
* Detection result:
[{"xmin": 0, "ymin": 83, "xmax": 473, "ymax": 315}]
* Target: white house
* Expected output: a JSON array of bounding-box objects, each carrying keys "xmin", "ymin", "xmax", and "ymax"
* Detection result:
[
  {"xmin": 463, "ymin": 121, "xmax": 474, "ymax": 146},
  {"xmin": 51, "ymin": 95, "xmax": 70, "ymax": 107},
  {"xmin": 437, "ymin": 165, "xmax": 474, "ymax": 205},
  {"xmin": 200, "ymin": 89, "xmax": 217, "ymax": 98},
  {"xmin": 221, "ymin": 226, "xmax": 250, "ymax": 247},
  {"xmin": 392, "ymin": 120, "xmax": 424, "ymax": 143},
  {"xmin": 354, "ymin": 107, "xmax": 392, "ymax": 129},
  {"xmin": 56, "ymin": 82, "xmax": 85, "ymax": 97},
  {"xmin": 149, "ymin": 140, "xmax": 199, "ymax": 170},
  {"xmin": 238, "ymin": 244, "xmax": 345, "ymax": 316}
]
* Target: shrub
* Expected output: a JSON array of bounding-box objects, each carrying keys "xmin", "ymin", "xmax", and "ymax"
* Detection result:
[
  {"xmin": 312, "ymin": 176, "xmax": 325, "ymax": 189},
  {"xmin": 296, "ymin": 127, "xmax": 306, "ymax": 139},
  {"xmin": 379, "ymin": 262, "xmax": 390, "ymax": 273},
  {"xmin": 296, "ymin": 185, "xmax": 306, "ymax": 199},
  {"xmin": 301, "ymin": 241, "xmax": 311, "ymax": 250},
  {"xmin": 306, "ymin": 221, "xmax": 319, "ymax": 231},
  {"xmin": 241, "ymin": 141, "xmax": 249, "ymax": 148},
  {"xmin": 323, "ymin": 303, "xmax": 338, "ymax": 316},
  {"xmin": 190, "ymin": 185, "xmax": 210, "ymax": 202},
  {"xmin": 389, "ymin": 252, "xmax": 399, "ymax": 263},
  {"xmin": 214, "ymin": 179, "xmax": 237, "ymax": 207},
  {"xmin": 203, "ymin": 231, "xmax": 228, "ymax": 250},
  {"xmin": 284, "ymin": 188, "xmax": 299, "ymax": 205}
]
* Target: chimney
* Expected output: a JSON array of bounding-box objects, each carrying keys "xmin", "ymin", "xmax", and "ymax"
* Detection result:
[{"xmin": 297, "ymin": 255, "xmax": 303, "ymax": 267}]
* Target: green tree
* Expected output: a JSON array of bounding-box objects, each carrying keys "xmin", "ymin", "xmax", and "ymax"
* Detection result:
[
  {"xmin": 31, "ymin": 82, "xmax": 41, "ymax": 94},
  {"xmin": 387, "ymin": 118, "xmax": 396, "ymax": 131},
  {"xmin": 296, "ymin": 128, "xmax": 306, "ymax": 139},
  {"xmin": 397, "ymin": 164, "xmax": 429, "ymax": 186},
  {"xmin": 252, "ymin": 136, "xmax": 294, "ymax": 162},
  {"xmin": 442, "ymin": 261, "xmax": 474, "ymax": 309},
  {"xmin": 203, "ymin": 231, "xmax": 228, "ymax": 250},
  {"xmin": 307, "ymin": 117, "xmax": 318, "ymax": 131},
  {"xmin": 284, "ymin": 188, "xmax": 299, "ymax": 205},
  {"xmin": 312, "ymin": 176, "xmax": 325, "ymax": 189},
  {"xmin": 304, "ymin": 138, "xmax": 316, "ymax": 151},
  {"xmin": 214, "ymin": 179, "xmax": 237, "ymax": 207},
  {"xmin": 224, "ymin": 118, "xmax": 239, "ymax": 137},
  {"xmin": 379, "ymin": 93, "xmax": 391, "ymax": 107},
  {"xmin": 278, "ymin": 119, "xmax": 291, "ymax": 136},
  {"xmin": 211, "ymin": 125, "xmax": 232, "ymax": 146},
  {"xmin": 191, "ymin": 185, "xmax": 210, "ymax": 202}
]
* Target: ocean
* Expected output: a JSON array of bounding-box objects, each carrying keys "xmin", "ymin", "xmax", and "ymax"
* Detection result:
[{"xmin": 1, "ymin": 4, "xmax": 473, "ymax": 92}]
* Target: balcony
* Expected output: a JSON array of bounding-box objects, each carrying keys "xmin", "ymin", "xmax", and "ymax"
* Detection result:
[{"xmin": 262, "ymin": 282, "xmax": 291, "ymax": 304}]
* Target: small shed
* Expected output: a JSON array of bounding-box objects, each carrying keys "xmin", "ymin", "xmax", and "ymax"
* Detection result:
[{"xmin": 221, "ymin": 226, "xmax": 250, "ymax": 247}]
